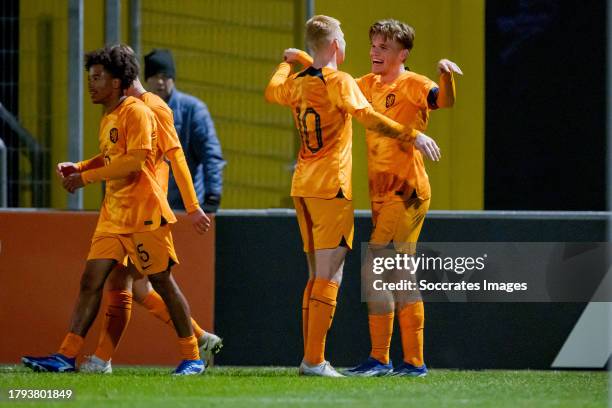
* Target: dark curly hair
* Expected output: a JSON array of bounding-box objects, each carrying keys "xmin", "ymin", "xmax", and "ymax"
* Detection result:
[{"xmin": 84, "ymin": 44, "xmax": 139, "ymax": 90}]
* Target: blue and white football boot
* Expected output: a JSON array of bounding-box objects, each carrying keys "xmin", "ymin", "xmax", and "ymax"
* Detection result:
[
  {"xmin": 22, "ymin": 353, "xmax": 76, "ymax": 373},
  {"xmin": 344, "ymin": 357, "xmax": 393, "ymax": 377},
  {"xmin": 390, "ymin": 362, "xmax": 428, "ymax": 377},
  {"xmin": 172, "ymin": 359, "xmax": 205, "ymax": 375}
]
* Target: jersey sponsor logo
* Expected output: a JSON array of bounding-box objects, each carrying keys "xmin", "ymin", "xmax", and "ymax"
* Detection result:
[
  {"xmin": 109, "ymin": 128, "xmax": 119, "ymax": 143},
  {"xmin": 386, "ymin": 93, "xmax": 396, "ymax": 108}
]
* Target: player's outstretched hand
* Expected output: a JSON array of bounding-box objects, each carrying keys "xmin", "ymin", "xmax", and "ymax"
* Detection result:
[
  {"xmin": 437, "ymin": 59, "xmax": 463, "ymax": 75},
  {"xmin": 188, "ymin": 207, "xmax": 211, "ymax": 235},
  {"xmin": 62, "ymin": 172, "xmax": 85, "ymax": 193},
  {"xmin": 56, "ymin": 162, "xmax": 79, "ymax": 179},
  {"xmin": 415, "ymin": 132, "xmax": 441, "ymax": 162}
]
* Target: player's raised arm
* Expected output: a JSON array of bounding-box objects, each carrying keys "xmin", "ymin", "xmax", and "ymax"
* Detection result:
[
  {"xmin": 284, "ymin": 48, "xmax": 313, "ymax": 67},
  {"xmin": 264, "ymin": 61, "xmax": 293, "ymax": 106},
  {"xmin": 436, "ymin": 59, "xmax": 463, "ymax": 108}
]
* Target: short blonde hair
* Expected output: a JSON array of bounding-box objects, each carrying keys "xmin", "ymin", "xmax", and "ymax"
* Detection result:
[
  {"xmin": 305, "ymin": 15, "xmax": 342, "ymax": 53},
  {"xmin": 369, "ymin": 19, "xmax": 415, "ymax": 51}
]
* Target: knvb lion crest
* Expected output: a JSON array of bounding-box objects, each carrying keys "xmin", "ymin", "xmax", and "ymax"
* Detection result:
[
  {"xmin": 109, "ymin": 128, "xmax": 119, "ymax": 143},
  {"xmin": 385, "ymin": 93, "xmax": 396, "ymax": 108}
]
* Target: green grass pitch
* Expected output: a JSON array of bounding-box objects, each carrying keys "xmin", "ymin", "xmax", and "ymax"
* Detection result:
[{"xmin": 0, "ymin": 365, "xmax": 607, "ymax": 407}]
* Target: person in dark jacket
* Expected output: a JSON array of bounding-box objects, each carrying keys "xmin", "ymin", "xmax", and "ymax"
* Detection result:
[{"xmin": 145, "ymin": 49, "xmax": 225, "ymax": 213}]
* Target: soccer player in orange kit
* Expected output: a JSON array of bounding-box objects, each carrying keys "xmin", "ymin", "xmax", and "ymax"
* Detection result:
[
  {"xmin": 22, "ymin": 45, "xmax": 205, "ymax": 375},
  {"xmin": 265, "ymin": 15, "xmax": 439, "ymax": 377},
  {"xmin": 79, "ymin": 72, "xmax": 222, "ymax": 374},
  {"xmin": 344, "ymin": 19, "xmax": 462, "ymax": 377}
]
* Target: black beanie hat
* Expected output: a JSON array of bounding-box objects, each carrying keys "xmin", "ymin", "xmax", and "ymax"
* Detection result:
[{"xmin": 144, "ymin": 49, "xmax": 176, "ymax": 80}]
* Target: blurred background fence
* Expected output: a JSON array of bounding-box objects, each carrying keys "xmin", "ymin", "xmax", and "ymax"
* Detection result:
[
  {"xmin": 1, "ymin": 0, "xmax": 308, "ymax": 210},
  {"xmin": 2, "ymin": 0, "xmax": 607, "ymax": 212}
]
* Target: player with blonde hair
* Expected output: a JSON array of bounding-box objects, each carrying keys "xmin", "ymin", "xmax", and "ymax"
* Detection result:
[{"xmin": 265, "ymin": 15, "xmax": 439, "ymax": 377}]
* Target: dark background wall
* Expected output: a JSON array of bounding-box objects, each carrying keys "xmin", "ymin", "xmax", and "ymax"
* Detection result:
[
  {"xmin": 0, "ymin": 0, "xmax": 19, "ymax": 206},
  {"xmin": 215, "ymin": 212, "xmax": 606, "ymax": 369},
  {"xmin": 485, "ymin": 0, "xmax": 606, "ymax": 210}
]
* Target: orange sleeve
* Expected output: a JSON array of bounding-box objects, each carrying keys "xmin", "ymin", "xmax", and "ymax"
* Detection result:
[
  {"xmin": 333, "ymin": 73, "xmax": 371, "ymax": 114},
  {"xmin": 166, "ymin": 148, "xmax": 200, "ymax": 213},
  {"xmin": 155, "ymin": 106, "xmax": 181, "ymax": 153},
  {"xmin": 76, "ymin": 154, "xmax": 104, "ymax": 172},
  {"xmin": 81, "ymin": 150, "xmax": 147, "ymax": 184},
  {"xmin": 264, "ymin": 62, "xmax": 293, "ymax": 106},
  {"xmin": 405, "ymin": 75, "xmax": 439, "ymax": 110},
  {"xmin": 335, "ymin": 74, "xmax": 416, "ymax": 141},
  {"xmin": 353, "ymin": 107, "xmax": 418, "ymax": 142},
  {"xmin": 437, "ymin": 71, "xmax": 455, "ymax": 108},
  {"xmin": 294, "ymin": 50, "xmax": 313, "ymax": 67}
]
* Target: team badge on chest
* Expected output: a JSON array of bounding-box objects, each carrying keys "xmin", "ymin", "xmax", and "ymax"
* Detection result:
[{"xmin": 385, "ymin": 93, "xmax": 396, "ymax": 108}]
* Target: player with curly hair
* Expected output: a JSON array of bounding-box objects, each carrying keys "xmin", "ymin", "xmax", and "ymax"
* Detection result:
[{"xmin": 22, "ymin": 45, "xmax": 205, "ymax": 375}]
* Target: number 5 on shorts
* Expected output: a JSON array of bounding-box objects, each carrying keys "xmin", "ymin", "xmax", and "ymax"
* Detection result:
[{"xmin": 137, "ymin": 243, "xmax": 150, "ymax": 263}]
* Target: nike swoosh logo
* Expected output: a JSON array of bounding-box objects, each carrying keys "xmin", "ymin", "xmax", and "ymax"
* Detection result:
[{"xmin": 142, "ymin": 264, "xmax": 152, "ymax": 270}]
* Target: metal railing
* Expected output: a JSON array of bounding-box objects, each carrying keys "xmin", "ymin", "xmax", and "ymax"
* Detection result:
[{"xmin": 0, "ymin": 101, "xmax": 48, "ymax": 207}]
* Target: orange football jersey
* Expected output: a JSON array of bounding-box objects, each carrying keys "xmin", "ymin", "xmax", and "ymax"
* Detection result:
[
  {"xmin": 266, "ymin": 63, "xmax": 375, "ymax": 200},
  {"xmin": 357, "ymin": 71, "xmax": 438, "ymax": 202},
  {"xmin": 94, "ymin": 96, "xmax": 176, "ymax": 234}
]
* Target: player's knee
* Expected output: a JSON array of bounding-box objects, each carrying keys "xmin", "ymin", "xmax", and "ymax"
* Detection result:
[
  {"xmin": 132, "ymin": 278, "xmax": 152, "ymax": 303},
  {"xmin": 106, "ymin": 266, "xmax": 132, "ymax": 291},
  {"xmin": 368, "ymin": 301, "xmax": 394, "ymax": 315}
]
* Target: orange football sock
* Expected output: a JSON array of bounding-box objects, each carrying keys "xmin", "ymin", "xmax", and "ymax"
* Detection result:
[
  {"xmin": 302, "ymin": 279, "xmax": 315, "ymax": 354},
  {"xmin": 141, "ymin": 291, "xmax": 173, "ymax": 325},
  {"xmin": 178, "ymin": 335, "xmax": 200, "ymax": 360},
  {"xmin": 94, "ymin": 290, "xmax": 132, "ymax": 361},
  {"xmin": 398, "ymin": 301, "xmax": 425, "ymax": 367},
  {"xmin": 191, "ymin": 319, "xmax": 205, "ymax": 339},
  {"xmin": 368, "ymin": 312, "xmax": 394, "ymax": 364},
  {"xmin": 304, "ymin": 279, "xmax": 339, "ymax": 365},
  {"xmin": 58, "ymin": 332, "xmax": 84, "ymax": 358},
  {"xmin": 141, "ymin": 291, "xmax": 205, "ymax": 338}
]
